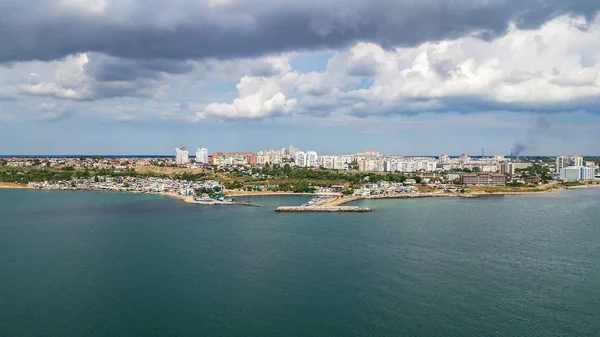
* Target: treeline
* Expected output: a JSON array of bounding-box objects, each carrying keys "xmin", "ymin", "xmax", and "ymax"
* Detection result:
[
  {"xmin": 0, "ymin": 167, "xmax": 214, "ymax": 183},
  {"xmin": 515, "ymin": 165, "xmax": 553, "ymax": 183},
  {"xmin": 269, "ymin": 181, "xmax": 316, "ymax": 193},
  {"xmin": 254, "ymin": 164, "xmax": 413, "ymax": 184}
]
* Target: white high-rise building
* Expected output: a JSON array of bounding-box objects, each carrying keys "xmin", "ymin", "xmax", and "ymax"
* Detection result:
[
  {"xmin": 556, "ymin": 155, "xmax": 584, "ymax": 173},
  {"xmin": 306, "ymin": 151, "xmax": 318, "ymax": 167},
  {"xmin": 196, "ymin": 148, "xmax": 209, "ymax": 164},
  {"xmin": 295, "ymin": 151, "xmax": 307, "ymax": 167},
  {"xmin": 175, "ymin": 147, "xmax": 189, "ymax": 165}
]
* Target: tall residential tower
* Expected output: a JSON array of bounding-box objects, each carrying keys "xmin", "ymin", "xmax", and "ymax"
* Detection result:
[
  {"xmin": 175, "ymin": 147, "xmax": 189, "ymax": 165},
  {"xmin": 196, "ymin": 148, "xmax": 209, "ymax": 164}
]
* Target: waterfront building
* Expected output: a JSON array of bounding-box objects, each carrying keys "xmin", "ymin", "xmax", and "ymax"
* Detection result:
[
  {"xmin": 560, "ymin": 166, "xmax": 596, "ymax": 182},
  {"xmin": 175, "ymin": 147, "xmax": 189, "ymax": 165},
  {"xmin": 196, "ymin": 148, "xmax": 209, "ymax": 164},
  {"xmin": 461, "ymin": 173, "xmax": 506, "ymax": 186}
]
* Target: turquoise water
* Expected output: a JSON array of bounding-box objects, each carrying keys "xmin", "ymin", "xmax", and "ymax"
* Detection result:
[{"xmin": 1, "ymin": 189, "xmax": 599, "ymax": 336}]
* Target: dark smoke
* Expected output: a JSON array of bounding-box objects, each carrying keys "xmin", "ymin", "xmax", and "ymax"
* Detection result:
[
  {"xmin": 512, "ymin": 142, "xmax": 527, "ymax": 157},
  {"xmin": 512, "ymin": 117, "xmax": 565, "ymax": 156}
]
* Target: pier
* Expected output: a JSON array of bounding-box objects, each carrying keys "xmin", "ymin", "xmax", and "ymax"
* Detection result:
[
  {"xmin": 237, "ymin": 202, "xmax": 261, "ymax": 207},
  {"xmin": 274, "ymin": 206, "xmax": 372, "ymax": 212}
]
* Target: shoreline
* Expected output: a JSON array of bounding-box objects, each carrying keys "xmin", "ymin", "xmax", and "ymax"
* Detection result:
[
  {"xmin": 3, "ymin": 183, "xmax": 599, "ymax": 208},
  {"xmin": 0, "ymin": 182, "xmax": 28, "ymax": 189}
]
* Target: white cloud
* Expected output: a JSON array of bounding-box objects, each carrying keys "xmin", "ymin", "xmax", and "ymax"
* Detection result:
[
  {"xmin": 197, "ymin": 14, "xmax": 600, "ymax": 119},
  {"xmin": 195, "ymin": 57, "xmax": 298, "ymax": 120},
  {"xmin": 21, "ymin": 82, "xmax": 91, "ymax": 100},
  {"xmin": 59, "ymin": 0, "xmax": 108, "ymax": 14},
  {"xmin": 18, "ymin": 53, "xmax": 93, "ymax": 100}
]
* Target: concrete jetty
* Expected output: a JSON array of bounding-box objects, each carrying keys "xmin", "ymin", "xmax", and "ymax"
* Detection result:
[
  {"xmin": 237, "ymin": 202, "xmax": 261, "ymax": 207},
  {"xmin": 274, "ymin": 206, "xmax": 372, "ymax": 213}
]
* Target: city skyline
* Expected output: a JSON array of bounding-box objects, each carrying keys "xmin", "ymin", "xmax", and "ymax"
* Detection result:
[{"xmin": 1, "ymin": 1, "xmax": 600, "ymax": 154}]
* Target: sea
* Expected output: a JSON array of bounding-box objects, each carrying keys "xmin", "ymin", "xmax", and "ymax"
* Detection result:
[{"xmin": 1, "ymin": 188, "xmax": 599, "ymax": 336}]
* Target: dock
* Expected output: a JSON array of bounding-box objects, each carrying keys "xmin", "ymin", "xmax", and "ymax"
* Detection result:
[
  {"xmin": 274, "ymin": 206, "xmax": 372, "ymax": 213},
  {"xmin": 237, "ymin": 202, "xmax": 261, "ymax": 207}
]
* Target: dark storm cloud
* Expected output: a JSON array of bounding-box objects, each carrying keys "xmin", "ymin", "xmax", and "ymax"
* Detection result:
[
  {"xmin": 338, "ymin": 95, "xmax": 600, "ymax": 119},
  {"xmin": 1, "ymin": 0, "xmax": 599, "ymax": 64},
  {"xmin": 86, "ymin": 55, "xmax": 195, "ymax": 82},
  {"xmin": 424, "ymin": 96, "xmax": 600, "ymax": 115}
]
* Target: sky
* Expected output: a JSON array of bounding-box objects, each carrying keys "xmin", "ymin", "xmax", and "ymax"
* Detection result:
[{"xmin": 1, "ymin": 0, "xmax": 600, "ymax": 156}]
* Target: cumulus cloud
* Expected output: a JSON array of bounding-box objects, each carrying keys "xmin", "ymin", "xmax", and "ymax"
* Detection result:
[
  {"xmin": 18, "ymin": 54, "xmax": 93, "ymax": 100},
  {"xmin": 197, "ymin": 15, "xmax": 600, "ymax": 120},
  {"xmin": 196, "ymin": 77, "xmax": 297, "ymax": 120}
]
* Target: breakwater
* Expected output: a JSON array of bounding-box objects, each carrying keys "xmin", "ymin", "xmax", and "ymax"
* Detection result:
[{"xmin": 274, "ymin": 206, "xmax": 372, "ymax": 213}]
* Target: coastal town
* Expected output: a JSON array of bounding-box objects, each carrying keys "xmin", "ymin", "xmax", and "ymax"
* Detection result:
[{"xmin": 1, "ymin": 147, "xmax": 599, "ymax": 211}]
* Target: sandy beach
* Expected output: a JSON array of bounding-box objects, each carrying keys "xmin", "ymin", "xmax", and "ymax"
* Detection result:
[{"xmin": 0, "ymin": 182, "xmax": 28, "ymax": 189}]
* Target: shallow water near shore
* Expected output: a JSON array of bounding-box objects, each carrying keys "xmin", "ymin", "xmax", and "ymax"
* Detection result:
[{"xmin": 1, "ymin": 188, "xmax": 599, "ymax": 336}]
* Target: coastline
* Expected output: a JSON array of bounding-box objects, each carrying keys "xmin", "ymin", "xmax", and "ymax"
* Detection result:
[
  {"xmin": 3, "ymin": 183, "xmax": 599, "ymax": 209},
  {"xmin": 0, "ymin": 182, "xmax": 28, "ymax": 189}
]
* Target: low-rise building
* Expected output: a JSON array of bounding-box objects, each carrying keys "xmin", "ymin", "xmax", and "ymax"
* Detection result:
[{"xmin": 461, "ymin": 173, "xmax": 506, "ymax": 186}]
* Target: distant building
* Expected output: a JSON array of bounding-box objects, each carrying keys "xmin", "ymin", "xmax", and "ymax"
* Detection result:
[
  {"xmin": 359, "ymin": 159, "xmax": 385, "ymax": 172},
  {"xmin": 524, "ymin": 176, "xmax": 540, "ymax": 184},
  {"xmin": 560, "ymin": 166, "xmax": 596, "ymax": 182},
  {"xmin": 461, "ymin": 173, "xmax": 505, "ymax": 186},
  {"xmin": 175, "ymin": 147, "xmax": 189, "ymax": 165},
  {"xmin": 500, "ymin": 162, "xmax": 515, "ymax": 176},
  {"xmin": 512, "ymin": 163, "xmax": 532, "ymax": 170},
  {"xmin": 195, "ymin": 148, "xmax": 208, "ymax": 164},
  {"xmin": 213, "ymin": 152, "xmax": 257, "ymax": 166},
  {"xmin": 446, "ymin": 173, "xmax": 461, "ymax": 182},
  {"xmin": 295, "ymin": 151, "xmax": 307, "ymax": 167},
  {"xmin": 556, "ymin": 155, "xmax": 583, "ymax": 173},
  {"xmin": 306, "ymin": 151, "xmax": 318, "ymax": 167}
]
